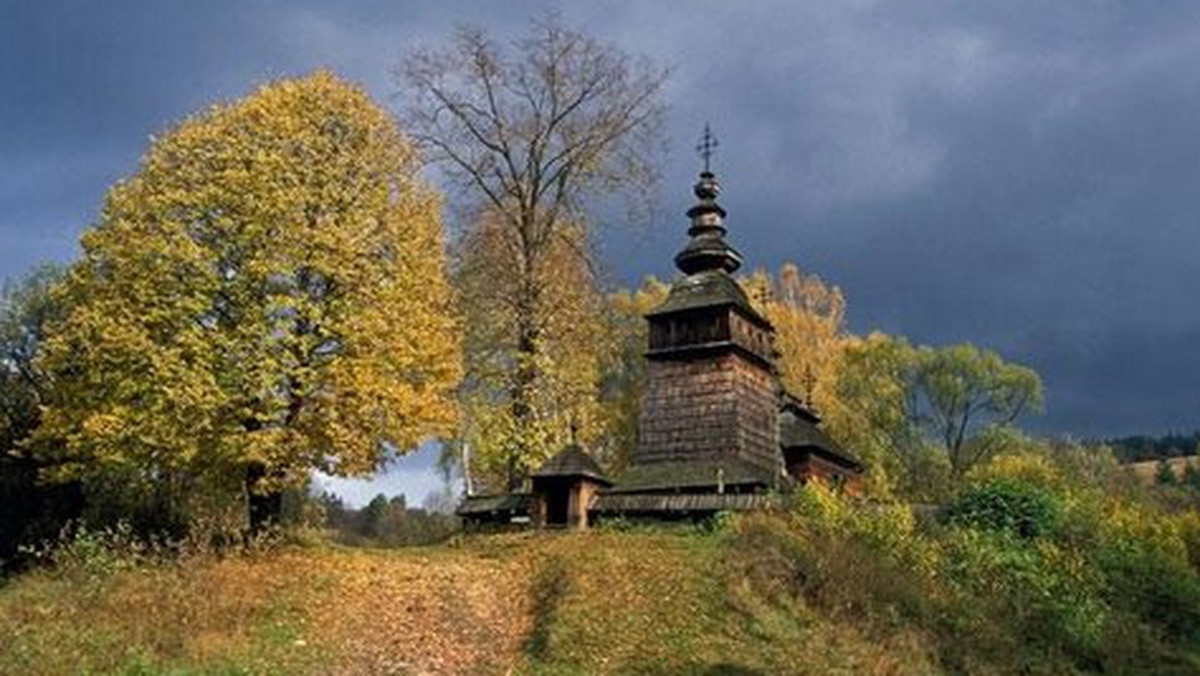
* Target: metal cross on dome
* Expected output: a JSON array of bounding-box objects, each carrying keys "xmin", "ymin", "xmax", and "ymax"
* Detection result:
[{"xmin": 696, "ymin": 124, "xmax": 718, "ymax": 173}]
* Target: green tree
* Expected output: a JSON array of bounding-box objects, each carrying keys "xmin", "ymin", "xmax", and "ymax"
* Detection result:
[
  {"xmin": 1184, "ymin": 460, "xmax": 1200, "ymax": 491},
  {"xmin": 401, "ymin": 17, "xmax": 667, "ymax": 489},
  {"xmin": 451, "ymin": 216, "xmax": 614, "ymax": 491},
  {"xmin": 359, "ymin": 494, "xmax": 393, "ymax": 539},
  {"xmin": 833, "ymin": 335, "xmax": 1043, "ymax": 497},
  {"xmin": 0, "ymin": 265, "xmax": 63, "ymax": 452},
  {"xmin": 915, "ymin": 343, "xmax": 1044, "ymax": 480},
  {"xmin": 1156, "ymin": 459, "xmax": 1179, "ymax": 486},
  {"xmin": 831, "ymin": 334, "xmax": 932, "ymax": 497},
  {"xmin": 32, "ymin": 72, "xmax": 461, "ymax": 532}
]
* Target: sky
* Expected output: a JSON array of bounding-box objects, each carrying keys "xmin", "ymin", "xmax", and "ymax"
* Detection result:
[{"xmin": 4, "ymin": 1, "xmax": 1200, "ymax": 504}]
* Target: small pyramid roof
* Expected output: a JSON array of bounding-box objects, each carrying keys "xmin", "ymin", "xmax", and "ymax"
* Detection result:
[
  {"xmin": 779, "ymin": 403, "xmax": 864, "ymax": 472},
  {"xmin": 533, "ymin": 443, "xmax": 611, "ymax": 484}
]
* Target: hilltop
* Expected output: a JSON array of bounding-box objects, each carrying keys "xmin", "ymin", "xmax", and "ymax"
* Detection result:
[{"xmin": 0, "ymin": 528, "xmax": 939, "ymax": 675}]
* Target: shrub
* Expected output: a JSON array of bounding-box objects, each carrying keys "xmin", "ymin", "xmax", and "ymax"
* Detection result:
[
  {"xmin": 1093, "ymin": 528, "xmax": 1200, "ymax": 643},
  {"xmin": 1184, "ymin": 461, "xmax": 1200, "ymax": 491},
  {"xmin": 1157, "ymin": 459, "xmax": 1179, "ymax": 485},
  {"xmin": 943, "ymin": 478, "xmax": 1063, "ymax": 539},
  {"xmin": 967, "ymin": 452, "xmax": 1063, "ymax": 492},
  {"xmin": 727, "ymin": 480, "xmax": 1200, "ymax": 673},
  {"xmin": 731, "ymin": 491, "xmax": 936, "ymax": 628},
  {"xmin": 701, "ymin": 510, "xmax": 738, "ymax": 534},
  {"xmin": 1177, "ymin": 511, "xmax": 1200, "ymax": 574},
  {"xmin": 789, "ymin": 485, "xmax": 922, "ymax": 556},
  {"xmin": 940, "ymin": 528, "xmax": 1108, "ymax": 666},
  {"xmin": 19, "ymin": 521, "xmax": 155, "ymax": 587}
]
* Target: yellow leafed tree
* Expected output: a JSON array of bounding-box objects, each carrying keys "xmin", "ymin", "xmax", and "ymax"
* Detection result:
[
  {"xmin": 452, "ymin": 213, "xmax": 612, "ymax": 491},
  {"xmin": 744, "ymin": 263, "xmax": 894, "ymax": 495},
  {"xmin": 743, "ymin": 263, "xmax": 847, "ymax": 416},
  {"xmin": 33, "ymin": 72, "xmax": 461, "ymax": 527},
  {"xmin": 600, "ymin": 277, "xmax": 669, "ymax": 473}
]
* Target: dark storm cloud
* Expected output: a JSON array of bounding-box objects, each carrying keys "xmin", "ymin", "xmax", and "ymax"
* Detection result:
[{"xmin": 2, "ymin": 1, "xmax": 1198, "ymax": 438}]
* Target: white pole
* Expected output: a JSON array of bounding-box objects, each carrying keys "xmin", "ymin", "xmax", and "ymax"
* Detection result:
[{"xmin": 461, "ymin": 441, "xmax": 474, "ymax": 497}]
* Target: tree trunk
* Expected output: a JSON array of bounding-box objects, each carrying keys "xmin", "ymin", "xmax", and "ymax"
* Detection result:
[
  {"xmin": 507, "ymin": 292, "xmax": 540, "ymax": 492},
  {"xmin": 244, "ymin": 461, "xmax": 282, "ymax": 534}
]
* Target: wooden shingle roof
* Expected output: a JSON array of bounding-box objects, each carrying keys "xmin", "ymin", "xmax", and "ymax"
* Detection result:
[
  {"xmin": 456, "ymin": 493, "xmax": 532, "ymax": 516},
  {"xmin": 646, "ymin": 270, "xmax": 765, "ymax": 325},
  {"xmin": 607, "ymin": 456, "xmax": 776, "ymax": 493},
  {"xmin": 591, "ymin": 492, "xmax": 778, "ymax": 514},
  {"xmin": 533, "ymin": 444, "xmax": 611, "ymax": 484},
  {"xmin": 779, "ymin": 401, "xmax": 864, "ymax": 472}
]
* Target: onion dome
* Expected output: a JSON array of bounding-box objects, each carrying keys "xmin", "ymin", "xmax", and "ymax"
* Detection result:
[{"xmin": 674, "ymin": 170, "xmax": 744, "ymax": 275}]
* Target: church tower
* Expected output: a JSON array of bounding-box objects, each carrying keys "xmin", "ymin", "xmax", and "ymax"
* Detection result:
[
  {"xmin": 613, "ymin": 130, "xmax": 782, "ymax": 494},
  {"xmin": 459, "ymin": 128, "xmax": 866, "ymax": 526}
]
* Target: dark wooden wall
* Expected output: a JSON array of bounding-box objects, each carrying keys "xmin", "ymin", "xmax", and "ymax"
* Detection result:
[{"xmin": 635, "ymin": 351, "xmax": 779, "ymax": 478}]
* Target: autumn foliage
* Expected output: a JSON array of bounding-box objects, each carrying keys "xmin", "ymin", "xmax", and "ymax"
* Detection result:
[
  {"xmin": 27, "ymin": 73, "xmax": 460, "ymax": 529},
  {"xmin": 0, "ymin": 11, "xmax": 1197, "ymax": 674},
  {"xmin": 452, "ymin": 216, "xmax": 613, "ymax": 491}
]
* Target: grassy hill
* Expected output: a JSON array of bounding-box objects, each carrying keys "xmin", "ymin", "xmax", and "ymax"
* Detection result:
[
  {"xmin": 0, "ymin": 529, "xmax": 939, "ymax": 675},
  {"xmin": 1125, "ymin": 455, "xmax": 1198, "ymax": 484},
  {"xmin": 5, "ymin": 471, "xmax": 1200, "ymax": 676}
]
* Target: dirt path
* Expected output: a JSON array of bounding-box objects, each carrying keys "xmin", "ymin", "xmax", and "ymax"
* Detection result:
[{"xmin": 306, "ymin": 543, "xmax": 536, "ymax": 674}]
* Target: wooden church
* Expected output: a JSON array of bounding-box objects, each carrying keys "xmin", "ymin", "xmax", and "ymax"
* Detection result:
[{"xmin": 460, "ymin": 151, "xmax": 863, "ymax": 529}]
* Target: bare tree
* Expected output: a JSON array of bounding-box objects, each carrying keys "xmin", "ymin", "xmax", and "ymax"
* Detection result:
[{"xmin": 399, "ymin": 16, "xmax": 668, "ymax": 489}]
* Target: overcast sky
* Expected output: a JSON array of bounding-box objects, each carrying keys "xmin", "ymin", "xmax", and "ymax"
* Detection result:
[{"xmin": 4, "ymin": 2, "xmax": 1199, "ymax": 503}]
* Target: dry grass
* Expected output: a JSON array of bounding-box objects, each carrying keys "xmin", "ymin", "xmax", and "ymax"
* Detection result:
[
  {"xmin": 0, "ymin": 538, "xmax": 539, "ymax": 675},
  {"xmin": 0, "ymin": 550, "xmax": 325, "ymax": 674},
  {"xmin": 0, "ymin": 530, "xmax": 947, "ymax": 675},
  {"xmin": 1126, "ymin": 455, "xmax": 1198, "ymax": 484}
]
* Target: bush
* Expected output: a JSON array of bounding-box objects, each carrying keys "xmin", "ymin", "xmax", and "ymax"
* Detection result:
[
  {"xmin": 967, "ymin": 452, "xmax": 1063, "ymax": 492},
  {"xmin": 16, "ymin": 516, "xmax": 286, "ymax": 591},
  {"xmin": 940, "ymin": 528, "xmax": 1108, "ymax": 667},
  {"xmin": 730, "ymin": 491, "xmax": 936, "ymax": 628},
  {"xmin": 1157, "ymin": 459, "xmax": 1179, "ymax": 485},
  {"xmin": 1177, "ymin": 511, "xmax": 1200, "ymax": 574},
  {"xmin": 1184, "ymin": 462, "xmax": 1200, "ymax": 491},
  {"xmin": 0, "ymin": 458, "xmax": 81, "ymax": 573},
  {"xmin": 18, "ymin": 522, "xmax": 156, "ymax": 587},
  {"xmin": 728, "ymin": 482, "xmax": 1200, "ymax": 673},
  {"xmin": 699, "ymin": 510, "xmax": 738, "ymax": 534},
  {"xmin": 1093, "ymin": 528, "xmax": 1200, "ymax": 643},
  {"xmin": 943, "ymin": 478, "xmax": 1063, "ymax": 539}
]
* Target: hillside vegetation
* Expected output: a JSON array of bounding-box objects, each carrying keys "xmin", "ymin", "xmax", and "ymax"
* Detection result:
[
  {"xmin": 5, "ymin": 459, "xmax": 1200, "ymax": 676},
  {"xmin": 0, "ymin": 529, "xmax": 936, "ymax": 675}
]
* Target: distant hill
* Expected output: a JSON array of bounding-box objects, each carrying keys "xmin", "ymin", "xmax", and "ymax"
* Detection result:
[
  {"xmin": 1125, "ymin": 455, "xmax": 1199, "ymax": 484},
  {"xmin": 1101, "ymin": 431, "xmax": 1200, "ymax": 463}
]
